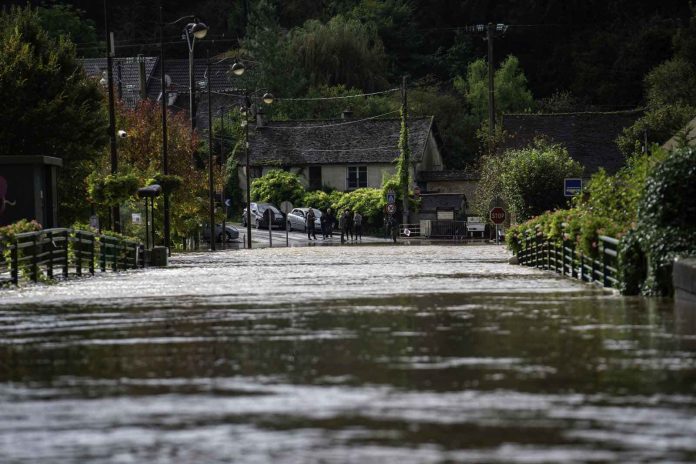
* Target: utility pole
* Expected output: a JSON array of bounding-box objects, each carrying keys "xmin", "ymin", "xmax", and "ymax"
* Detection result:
[
  {"xmin": 487, "ymin": 22, "xmax": 495, "ymax": 143},
  {"xmin": 207, "ymin": 52, "xmax": 215, "ymax": 251},
  {"xmin": 219, "ymin": 106, "xmax": 226, "ymax": 250},
  {"xmin": 159, "ymin": 7, "xmax": 171, "ymax": 253},
  {"xmin": 104, "ymin": 0, "xmax": 119, "ymax": 233},
  {"xmin": 401, "ymin": 75, "xmax": 409, "ymax": 227}
]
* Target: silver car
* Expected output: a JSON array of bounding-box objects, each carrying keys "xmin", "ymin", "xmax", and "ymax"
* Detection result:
[{"xmin": 286, "ymin": 208, "xmax": 322, "ymax": 232}]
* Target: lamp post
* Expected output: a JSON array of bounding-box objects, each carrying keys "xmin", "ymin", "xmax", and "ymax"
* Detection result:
[
  {"xmin": 103, "ymin": 0, "xmax": 119, "ymax": 233},
  {"xmin": 206, "ymin": 51, "xmax": 216, "ymax": 251},
  {"xmin": 183, "ymin": 21, "xmax": 208, "ymax": 131},
  {"xmin": 230, "ymin": 60, "xmax": 274, "ymax": 249},
  {"xmin": 159, "ymin": 8, "xmax": 208, "ymax": 253}
]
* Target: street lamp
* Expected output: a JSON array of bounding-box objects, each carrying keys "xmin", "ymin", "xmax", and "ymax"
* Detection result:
[
  {"xmin": 103, "ymin": 0, "xmax": 119, "ymax": 233},
  {"xmin": 182, "ymin": 20, "xmax": 208, "ymax": 131},
  {"xmin": 231, "ymin": 62, "xmax": 274, "ymax": 249},
  {"xmin": 159, "ymin": 8, "xmax": 208, "ymax": 254}
]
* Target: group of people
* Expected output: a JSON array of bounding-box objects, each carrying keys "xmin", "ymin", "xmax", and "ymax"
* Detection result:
[{"xmin": 305, "ymin": 207, "xmax": 363, "ymax": 243}]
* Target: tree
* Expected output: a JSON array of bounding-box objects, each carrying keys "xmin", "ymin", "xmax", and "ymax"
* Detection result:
[
  {"xmin": 454, "ymin": 55, "xmax": 534, "ymax": 122},
  {"xmin": 37, "ymin": 3, "xmax": 100, "ymax": 58},
  {"xmin": 251, "ymin": 170, "xmax": 306, "ymax": 206},
  {"xmin": 288, "ymin": 15, "xmax": 389, "ymax": 91},
  {"xmin": 476, "ymin": 139, "xmax": 583, "ymax": 221},
  {"xmin": 0, "ymin": 5, "xmax": 108, "ymax": 225},
  {"xmin": 88, "ymin": 100, "xmax": 205, "ymax": 246}
]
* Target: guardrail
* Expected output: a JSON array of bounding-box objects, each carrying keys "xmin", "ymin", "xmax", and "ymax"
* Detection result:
[
  {"xmin": 0, "ymin": 228, "xmax": 144, "ymax": 286},
  {"xmin": 516, "ymin": 226, "xmax": 619, "ymax": 289}
]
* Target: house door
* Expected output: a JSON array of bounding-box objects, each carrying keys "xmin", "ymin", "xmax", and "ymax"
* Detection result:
[{"xmin": 309, "ymin": 166, "xmax": 322, "ymax": 190}]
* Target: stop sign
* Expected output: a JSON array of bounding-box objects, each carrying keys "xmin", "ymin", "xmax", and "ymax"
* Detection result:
[{"xmin": 489, "ymin": 207, "xmax": 506, "ymax": 225}]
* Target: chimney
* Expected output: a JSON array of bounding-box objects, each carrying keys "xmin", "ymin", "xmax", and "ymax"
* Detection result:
[
  {"xmin": 341, "ymin": 108, "xmax": 353, "ymax": 120},
  {"xmin": 256, "ymin": 106, "xmax": 265, "ymax": 127}
]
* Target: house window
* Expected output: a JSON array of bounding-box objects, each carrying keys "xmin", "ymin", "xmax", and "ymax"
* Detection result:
[
  {"xmin": 308, "ymin": 166, "xmax": 322, "ymax": 190},
  {"xmin": 346, "ymin": 166, "xmax": 367, "ymax": 190}
]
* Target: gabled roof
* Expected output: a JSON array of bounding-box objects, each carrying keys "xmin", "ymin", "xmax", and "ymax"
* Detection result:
[
  {"xmin": 146, "ymin": 58, "xmax": 244, "ymax": 101},
  {"xmin": 501, "ymin": 110, "xmax": 642, "ymax": 174},
  {"xmin": 248, "ymin": 117, "xmax": 435, "ymax": 166},
  {"xmin": 81, "ymin": 57, "xmax": 158, "ymax": 108}
]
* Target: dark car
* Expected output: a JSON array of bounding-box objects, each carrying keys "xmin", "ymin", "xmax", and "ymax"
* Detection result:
[
  {"xmin": 202, "ymin": 224, "xmax": 240, "ymax": 242},
  {"xmin": 241, "ymin": 202, "xmax": 285, "ymax": 229}
]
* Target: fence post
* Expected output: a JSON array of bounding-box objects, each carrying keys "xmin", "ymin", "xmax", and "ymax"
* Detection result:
[
  {"xmin": 570, "ymin": 242, "xmax": 576, "ymax": 278},
  {"xmin": 561, "ymin": 238, "xmax": 566, "ymax": 276},
  {"xmin": 31, "ymin": 233, "xmax": 39, "ymax": 282},
  {"xmin": 100, "ymin": 236, "xmax": 106, "ymax": 272},
  {"xmin": 579, "ymin": 252, "xmax": 584, "ymax": 281},
  {"xmin": 10, "ymin": 243, "xmax": 18, "ymax": 285},
  {"xmin": 62, "ymin": 229, "xmax": 69, "ymax": 278},
  {"xmin": 89, "ymin": 234, "xmax": 95, "ymax": 275},
  {"xmin": 76, "ymin": 231, "xmax": 82, "ymax": 277},
  {"xmin": 602, "ymin": 239, "xmax": 609, "ymax": 288},
  {"xmin": 46, "ymin": 230, "xmax": 53, "ymax": 280}
]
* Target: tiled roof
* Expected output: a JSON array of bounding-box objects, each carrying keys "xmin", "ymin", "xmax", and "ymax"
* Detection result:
[
  {"xmin": 147, "ymin": 58, "xmax": 246, "ymax": 129},
  {"xmin": 248, "ymin": 117, "xmax": 435, "ymax": 166},
  {"xmin": 501, "ymin": 110, "xmax": 643, "ymax": 174},
  {"xmin": 80, "ymin": 57, "xmax": 158, "ymax": 108},
  {"xmin": 418, "ymin": 170, "xmax": 480, "ymax": 182}
]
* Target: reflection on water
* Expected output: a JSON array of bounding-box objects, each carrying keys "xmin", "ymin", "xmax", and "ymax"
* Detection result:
[{"xmin": 0, "ymin": 246, "xmax": 694, "ymax": 463}]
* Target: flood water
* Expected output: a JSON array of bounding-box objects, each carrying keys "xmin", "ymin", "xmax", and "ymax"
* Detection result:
[{"xmin": 0, "ymin": 245, "xmax": 695, "ymax": 463}]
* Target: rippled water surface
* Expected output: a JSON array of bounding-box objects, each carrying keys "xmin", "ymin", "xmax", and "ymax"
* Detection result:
[{"xmin": 0, "ymin": 245, "xmax": 695, "ymax": 463}]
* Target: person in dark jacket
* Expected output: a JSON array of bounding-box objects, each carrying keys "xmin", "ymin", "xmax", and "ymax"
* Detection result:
[
  {"xmin": 354, "ymin": 210, "xmax": 363, "ymax": 240},
  {"xmin": 306, "ymin": 208, "xmax": 317, "ymax": 240},
  {"xmin": 321, "ymin": 207, "xmax": 332, "ymax": 239},
  {"xmin": 346, "ymin": 209, "xmax": 354, "ymax": 240}
]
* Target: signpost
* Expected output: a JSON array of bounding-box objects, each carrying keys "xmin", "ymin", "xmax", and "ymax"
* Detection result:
[
  {"xmin": 386, "ymin": 190, "xmax": 396, "ymax": 205},
  {"xmin": 280, "ymin": 201, "xmax": 293, "ymax": 247},
  {"xmin": 131, "ymin": 213, "xmax": 142, "ymax": 225},
  {"xmin": 564, "ymin": 178, "xmax": 583, "ymax": 197},
  {"xmin": 489, "ymin": 207, "xmax": 506, "ymax": 245},
  {"xmin": 386, "ymin": 203, "xmax": 396, "ymax": 214}
]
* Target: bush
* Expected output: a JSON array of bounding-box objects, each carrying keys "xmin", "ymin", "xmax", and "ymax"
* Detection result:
[
  {"xmin": 476, "ymin": 139, "xmax": 583, "ymax": 222},
  {"xmin": 636, "ymin": 147, "xmax": 696, "ymax": 295},
  {"xmin": 251, "ymin": 169, "xmax": 305, "ymax": 206},
  {"xmin": 331, "ymin": 188, "xmax": 385, "ymax": 231},
  {"xmin": 617, "ymin": 229, "xmax": 647, "ymax": 295},
  {"xmin": 87, "ymin": 173, "xmax": 140, "ymax": 207},
  {"xmin": 0, "ymin": 219, "xmax": 42, "ymax": 242},
  {"xmin": 303, "ymin": 190, "xmax": 333, "ymax": 211}
]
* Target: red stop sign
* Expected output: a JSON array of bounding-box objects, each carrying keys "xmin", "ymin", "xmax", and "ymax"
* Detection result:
[{"xmin": 490, "ymin": 207, "xmax": 506, "ymax": 224}]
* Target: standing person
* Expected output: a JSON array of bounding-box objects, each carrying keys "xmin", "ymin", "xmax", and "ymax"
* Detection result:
[
  {"xmin": 346, "ymin": 209, "xmax": 354, "ymax": 241},
  {"xmin": 338, "ymin": 210, "xmax": 346, "ymax": 243},
  {"xmin": 326, "ymin": 207, "xmax": 335, "ymax": 238},
  {"xmin": 320, "ymin": 208, "xmax": 331, "ymax": 239},
  {"xmin": 306, "ymin": 207, "xmax": 317, "ymax": 240},
  {"xmin": 354, "ymin": 210, "xmax": 363, "ymax": 241}
]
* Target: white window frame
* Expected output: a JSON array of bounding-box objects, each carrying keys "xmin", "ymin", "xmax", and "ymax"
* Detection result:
[{"xmin": 346, "ymin": 166, "xmax": 368, "ymax": 190}]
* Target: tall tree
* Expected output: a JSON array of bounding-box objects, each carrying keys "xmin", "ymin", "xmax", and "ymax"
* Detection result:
[{"xmin": 0, "ymin": 5, "xmax": 108, "ymax": 224}]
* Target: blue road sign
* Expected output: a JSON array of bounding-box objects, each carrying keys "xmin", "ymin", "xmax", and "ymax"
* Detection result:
[
  {"xmin": 387, "ymin": 190, "xmax": 396, "ymax": 204},
  {"xmin": 564, "ymin": 178, "xmax": 583, "ymax": 197}
]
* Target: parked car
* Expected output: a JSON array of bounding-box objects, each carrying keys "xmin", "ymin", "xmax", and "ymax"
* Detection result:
[
  {"xmin": 286, "ymin": 207, "xmax": 322, "ymax": 232},
  {"xmin": 241, "ymin": 202, "xmax": 285, "ymax": 229},
  {"xmin": 202, "ymin": 224, "xmax": 240, "ymax": 242}
]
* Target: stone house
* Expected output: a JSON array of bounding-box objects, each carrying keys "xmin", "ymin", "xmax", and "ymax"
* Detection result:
[
  {"xmin": 242, "ymin": 114, "xmax": 444, "ymax": 192},
  {"xmin": 501, "ymin": 110, "xmax": 643, "ymax": 175}
]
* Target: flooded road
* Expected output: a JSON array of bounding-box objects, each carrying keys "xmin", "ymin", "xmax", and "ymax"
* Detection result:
[{"xmin": 1, "ymin": 245, "xmax": 695, "ymax": 463}]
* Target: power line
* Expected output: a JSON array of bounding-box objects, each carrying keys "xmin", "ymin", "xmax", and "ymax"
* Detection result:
[
  {"xmin": 260, "ymin": 111, "xmax": 400, "ymax": 130},
  {"xmin": 278, "ymin": 88, "xmax": 400, "ymax": 101}
]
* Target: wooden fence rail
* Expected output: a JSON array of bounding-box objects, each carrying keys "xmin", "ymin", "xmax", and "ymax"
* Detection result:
[
  {"xmin": 516, "ymin": 226, "xmax": 620, "ymax": 289},
  {"xmin": 0, "ymin": 228, "xmax": 144, "ymax": 286}
]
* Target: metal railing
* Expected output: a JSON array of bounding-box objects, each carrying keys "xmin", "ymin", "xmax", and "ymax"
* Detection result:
[
  {"xmin": 516, "ymin": 226, "xmax": 619, "ymax": 289},
  {"xmin": 0, "ymin": 228, "xmax": 144, "ymax": 286},
  {"xmin": 420, "ymin": 220, "xmax": 468, "ymax": 240}
]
